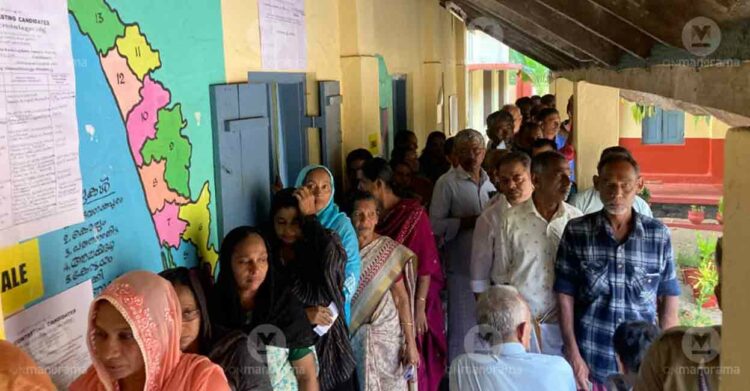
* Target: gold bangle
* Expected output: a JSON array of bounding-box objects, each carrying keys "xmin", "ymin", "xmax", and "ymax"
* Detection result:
[
  {"xmin": 416, "ymin": 298, "xmax": 426, "ymax": 302},
  {"xmin": 401, "ymin": 322, "xmax": 413, "ymax": 326}
]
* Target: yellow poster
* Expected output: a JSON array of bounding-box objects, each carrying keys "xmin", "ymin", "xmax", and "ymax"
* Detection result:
[
  {"xmin": 0, "ymin": 294, "xmax": 4, "ymax": 339},
  {"xmin": 0, "ymin": 240, "xmax": 44, "ymax": 316},
  {"xmin": 367, "ymin": 133, "xmax": 380, "ymax": 156}
]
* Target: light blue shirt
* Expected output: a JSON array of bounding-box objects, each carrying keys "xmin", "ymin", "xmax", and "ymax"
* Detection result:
[
  {"xmin": 430, "ymin": 166, "xmax": 496, "ymax": 242},
  {"xmin": 430, "ymin": 166, "xmax": 495, "ymax": 277},
  {"xmin": 570, "ymin": 187, "xmax": 653, "ymax": 217},
  {"xmin": 449, "ymin": 342, "xmax": 576, "ymax": 391}
]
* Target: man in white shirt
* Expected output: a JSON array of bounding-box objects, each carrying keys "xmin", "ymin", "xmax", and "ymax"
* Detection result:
[
  {"xmin": 482, "ymin": 151, "xmax": 583, "ymax": 356},
  {"xmin": 571, "ymin": 146, "xmax": 653, "ymax": 216},
  {"xmin": 471, "ymin": 152, "xmax": 534, "ymax": 295},
  {"xmin": 450, "ymin": 286, "xmax": 576, "ymax": 391},
  {"xmin": 431, "ymin": 128, "xmax": 496, "ymax": 362}
]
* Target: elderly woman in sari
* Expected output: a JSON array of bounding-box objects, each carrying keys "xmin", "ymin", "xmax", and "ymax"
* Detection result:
[
  {"xmin": 70, "ymin": 270, "xmax": 229, "ymax": 391},
  {"xmin": 348, "ymin": 191, "xmax": 420, "ymax": 390},
  {"xmin": 359, "ymin": 158, "xmax": 447, "ymax": 391}
]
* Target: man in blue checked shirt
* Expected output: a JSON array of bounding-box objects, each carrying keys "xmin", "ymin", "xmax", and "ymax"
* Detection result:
[{"xmin": 554, "ymin": 152, "xmax": 680, "ymax": 391}]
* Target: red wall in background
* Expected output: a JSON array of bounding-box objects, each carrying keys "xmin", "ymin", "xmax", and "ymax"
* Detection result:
[
  {"xmin": 619, "ymin": 138, "xmax": 724, "ymax": 184},
  {"xmin": 515, "ymin": 73, "xmax": 533, "ymax": 98}
]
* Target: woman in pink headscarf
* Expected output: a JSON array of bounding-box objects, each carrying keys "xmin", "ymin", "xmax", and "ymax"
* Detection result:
[{"xmin": 70, "ymin": 270, "xmax": 229, "ymax": 391}]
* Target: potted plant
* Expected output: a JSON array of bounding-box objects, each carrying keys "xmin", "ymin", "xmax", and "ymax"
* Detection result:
[
  {"xmin": 639, "ymin": 185, "xmax": 651, "ymax": 205},
  {"xmin": 716, "ymin": 196, "xmax": 724, "ymax": 224},
  {"xmin": 677, "ymin": 251, "xmax": 701, "ymax": 284},
  {"xmin": 682, "ymin": 234, "xmax": 719, "ymax": 308},
  {"xmin": 688, "ymin": 205, "xmax": 705, "ymax": 225}
]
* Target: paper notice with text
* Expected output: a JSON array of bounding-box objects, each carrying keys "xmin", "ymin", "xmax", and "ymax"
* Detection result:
[
  {"xmin": 259, "ymin": 0, "xmax": 307, "ymax": 70},
  {"xmin": 0, "ymin": 0, "xmax": 83, "ymax": 247},
  {"xmin": 5, "ymin": 279, "xmax": 93, "ymax": 389}
]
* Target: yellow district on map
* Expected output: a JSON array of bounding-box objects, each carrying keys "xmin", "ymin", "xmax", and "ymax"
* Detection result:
[
  {"xmin": 0, "ymin": 295, "xmax": 5, "ymax": 339},
  {"xmin": 0, "ymin": 240, "xmax": 44, "ymax": 316},
  {"xmin": 116, "ymin": 24, "xmax": 161, "ymax": 80}
]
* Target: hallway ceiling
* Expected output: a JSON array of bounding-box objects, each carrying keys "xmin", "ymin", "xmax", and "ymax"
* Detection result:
[{"xmin": 447, "ymin": 0, "xmax": 750, "ymax": 71}]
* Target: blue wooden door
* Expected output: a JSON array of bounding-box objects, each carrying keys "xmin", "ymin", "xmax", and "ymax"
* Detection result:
[
  {"xmin": 210, "ymin": 84, "xmax": 272, "ymax": 237},
  {"xmin": 642, "ymin": 108, "xmax": 685, "ymax": 144}
]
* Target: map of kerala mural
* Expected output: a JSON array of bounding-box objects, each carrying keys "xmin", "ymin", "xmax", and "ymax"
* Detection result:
[{"xmin": 33, "ymin": 0, "xmax": 225, "ymax": 300}]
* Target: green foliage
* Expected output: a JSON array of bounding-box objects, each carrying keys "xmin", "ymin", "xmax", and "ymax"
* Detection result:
[
  {"xmin": 718, "ymin": 196, "xmax": 724, "ymax": 215},
  {"xmin": 679, "ymin": 308, "xmax": 713, "ymax": 327},
  {"xmin": 631, "ymin": 104, "xmax": 656, "ymax": 124},
  {"xmin": 690, "ymin": 205, "xmax": 705, "ymax": 213},
  {"xmin": 694, "ymin": 234, "xmax": 719, "ymax": 308},
  {"xmin": 639, "ymin": 185, "xmax": 651, "ymax": 203},
  {"xmin": 693, "ymin": 115, "xmax": 712, "ymax": 128},
  {"xmin": 510, "ymin": 49, "xmax": 549, "ymax": 95},
  {"xmin": 678, "ymin": 233, "xmax": 719, "ymax": 328},
  {"xmin": 676, "ymin": 251, "xmax": 701, "ymax": 268}
]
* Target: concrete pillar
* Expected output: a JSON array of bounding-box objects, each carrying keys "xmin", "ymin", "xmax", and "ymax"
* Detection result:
[
  {"xmin": 551, "ymin": 78, "xmax": 574, "ymax": 121},
  {"xmin": 455, "ymin": 22, "xmax": 467, "ymax": 132},
  {"xmin": 338, "ymin": 0, "xmax": 380, "ymax": 155},
  {"xmin": 720, "ymin": 127, "xmax": 750, "ymax": 390},
  {"xmin": 491, "ymin": 70, "xmax": 501, "ymax": 111},
  {"xmin": 468, "ymin": 70, "xmax": 484, "ymax": 131},
  {"xmin": 574, "ymin": 81, "xmax": 620, "ymax": 189}
]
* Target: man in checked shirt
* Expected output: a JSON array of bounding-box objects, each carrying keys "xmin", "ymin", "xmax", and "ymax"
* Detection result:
[{"xmin": 554, "ymin": 153, "xmax": 680, "ymax": 391}]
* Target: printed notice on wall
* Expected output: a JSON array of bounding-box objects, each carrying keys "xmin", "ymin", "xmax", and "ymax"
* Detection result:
[
  {"xmin": 0, "ymin": 0, "xmax": 84, "ymax": 247},
  {"xmin": 259, "ymin": 0, "xmax": 307, "ymax": 70},
  {"xmin": 5, "ymin": 279, "xmax": 93, "ymax": 389}
]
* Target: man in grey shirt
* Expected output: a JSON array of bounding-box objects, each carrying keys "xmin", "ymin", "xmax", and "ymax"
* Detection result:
[{"xmin": 430, "ymin": 128, "xmax": 496, "ymax": 362}]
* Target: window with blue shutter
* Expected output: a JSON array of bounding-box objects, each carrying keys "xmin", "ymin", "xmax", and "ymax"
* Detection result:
[{"xmin": 642, "ymin": 108, "xmax": 685, "ymax": 144}]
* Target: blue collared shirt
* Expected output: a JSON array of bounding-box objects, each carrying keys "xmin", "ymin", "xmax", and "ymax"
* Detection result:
[
  {"xmin": 553, "ymin": 210, "xmax": 681, "ymax": 383},
  {"xmin": 449, "ymin": 342, "xmax": 576, "ymax": 391}
]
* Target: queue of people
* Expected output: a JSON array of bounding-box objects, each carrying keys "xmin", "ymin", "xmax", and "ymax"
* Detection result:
[{"xmin": 1, "ymin": 94, "xmax": 723, "ymax": 391}]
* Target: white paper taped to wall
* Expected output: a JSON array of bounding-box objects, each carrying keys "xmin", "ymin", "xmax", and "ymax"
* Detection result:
[
  {"xmin": 258, "ymin": 0, "xmax": 307, "ymax": 70},
  {"xmin": 0, "ymin": 0, "xmax": 84, "ymax": 247}
]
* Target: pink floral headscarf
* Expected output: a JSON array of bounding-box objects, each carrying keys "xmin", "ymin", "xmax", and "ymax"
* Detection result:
[{"xmin": 70, "ymin": 270, "xmax": 228, "ymax": 391}]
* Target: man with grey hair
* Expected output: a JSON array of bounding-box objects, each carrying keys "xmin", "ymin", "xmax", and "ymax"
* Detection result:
[
  {"xmin": 556, "ymin": 153, "xmax": 680, "ymax": 390},
  {"xmin": 450, "ymin": 286, "xmax": 576, "ymax": 390},
  {"xmin": 570, "ymin": 146, "xmax": 653, "ymax": 216},
  {"xmin": 474, "ymin": 151, "xmax": 582, "ymax": 358},
  {"xmin": 431, "ymin": 128, "xmax": 496, "ymax": 362}
]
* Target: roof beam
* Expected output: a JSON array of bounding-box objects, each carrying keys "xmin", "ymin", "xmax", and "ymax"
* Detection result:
[
  {"xmin": 588, "ymin": 0, "xmax": 730, "ymax": 48},
  {"xmin": 491, "ymin": 0, "xmax": 625, "ymax": 66},
  {"xmin": 460, "ymin": 1, "xmax": 583, "ymax": 70},
  {"xmin": 466, "ymin": 0, "xmax": 597, "ymax": 64},
  {"xmin": 533, "ymin": 0, "xmax": 657, "ymax": 59}
]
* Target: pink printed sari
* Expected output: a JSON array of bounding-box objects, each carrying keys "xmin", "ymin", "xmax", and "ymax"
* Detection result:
[
  {"xmin": 377, "ymin": 198, "xmax": 447, "ymax": 391},
  {"xmin": 70, "ymin": 270, "xmax": 229, "ymax": 391}
]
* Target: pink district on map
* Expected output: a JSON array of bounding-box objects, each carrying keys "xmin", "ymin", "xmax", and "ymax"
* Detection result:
[
  {"xmin": 100, "ymin": 49, "xmax": 142, "ymax": 118},
  {"xmin": 152, "ymin": 201, "xmax": 188, "ymax": 248},
  {"xmin": 127, "ymin": 75, "xmax": 171, "ymax": 166}
]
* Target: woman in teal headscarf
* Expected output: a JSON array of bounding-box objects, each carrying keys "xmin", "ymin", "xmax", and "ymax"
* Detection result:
[{"xmin": 295, "ymin": 165, "xmax": 361, "ymax": 325}]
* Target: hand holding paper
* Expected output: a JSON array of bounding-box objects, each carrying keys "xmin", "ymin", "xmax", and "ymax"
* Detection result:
[{"xmin": 312, "ymin": 302, "xmax": 339, "ymax": 336}]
